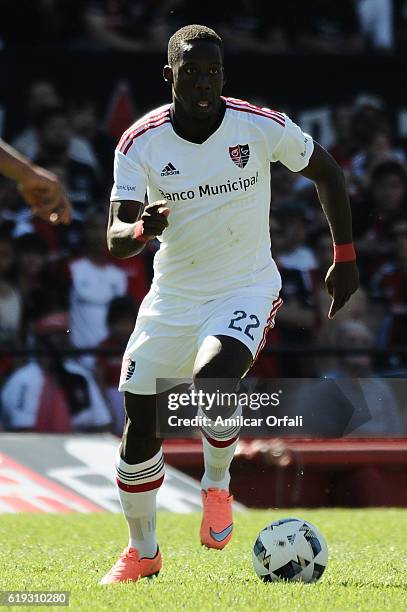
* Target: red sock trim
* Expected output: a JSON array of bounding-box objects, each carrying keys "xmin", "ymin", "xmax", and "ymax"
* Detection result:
[
  {"xmin": 201, "ymin": 430, "xmax": 239, "ymax": 448},
  {"xmin": 116, "ymin": 475, "xmax": 164, "ymax": 492}
]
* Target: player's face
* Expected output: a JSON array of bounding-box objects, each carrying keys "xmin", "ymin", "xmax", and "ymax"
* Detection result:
[{"xmin": 171, "ymin": 41, "xmax": 224, "ymax": 120}]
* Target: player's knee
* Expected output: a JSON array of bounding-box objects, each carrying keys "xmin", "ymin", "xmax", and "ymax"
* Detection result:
[
  {"xmin": 193, "ymin": 336, "xmax": 252, "ymax": 382},
  {"xmin": 124, "ymin": 392, "xmax": 157, "ymax": 429},
  {"xmin": 121, "ymin": 419, "xmax": 162, "ymax": 464},
  {"xmin": 121, "ymin": 392, "xmax": 162, "ymax": 463},
  {"xmin": 120, "ymin": 438, "xmax": 162, "ymax": 465},
  {"xmin": 193, "ymin": 360, "xmax": 236, "ymax": 382}
]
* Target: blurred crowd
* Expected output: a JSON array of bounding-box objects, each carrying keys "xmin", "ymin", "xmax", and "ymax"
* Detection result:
[
  {"xmin": 1, "ymin": 0, "xmax": 406, "ymax": 54},
  {"xmin": 0, "ymin": 74, "xmax": 407, "ymax": 436}
]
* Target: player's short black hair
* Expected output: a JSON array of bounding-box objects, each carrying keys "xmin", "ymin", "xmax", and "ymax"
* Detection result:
[{"xmin": 168, "ymin": 24, "xmax": 223, "ymax": 66}]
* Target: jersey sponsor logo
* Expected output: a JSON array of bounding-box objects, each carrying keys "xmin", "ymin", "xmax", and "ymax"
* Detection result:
[
  {"xmin": 229, "ymin": 144, "xmax": 250, "ymax": 168},
  {"xmin": 115, "ymin": 184, "xmax": 137, "ymax": 192},
  {"xmin": 158, "ymin": 171, "xmax": 259, "ymax": 202},
  {"xmin": 161, "ymin": 162, "xmax": 180, "ymax": 176}
]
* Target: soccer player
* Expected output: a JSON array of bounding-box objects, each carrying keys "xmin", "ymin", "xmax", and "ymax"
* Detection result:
[
  {"xmin": 0, "ymin": 138, "xmax": 71, "ymax": 224},
  {"xmin": 101, "ymin": 24, "xmax": 359, "ymax": 583}
]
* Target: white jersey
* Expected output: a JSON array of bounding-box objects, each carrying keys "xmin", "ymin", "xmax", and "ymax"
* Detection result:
[
  {"xmin": 69, "ymin": 257, "xmax": 127, "ymax": 348},
  {"xmin": 111, "ymin": 97, "xmax": 314, "ymax": 300}
]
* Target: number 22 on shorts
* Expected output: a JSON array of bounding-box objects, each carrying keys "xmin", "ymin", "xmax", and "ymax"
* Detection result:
[{"xmin": 228, "ymin": 310, "xmax": 260, "ymax": 341}]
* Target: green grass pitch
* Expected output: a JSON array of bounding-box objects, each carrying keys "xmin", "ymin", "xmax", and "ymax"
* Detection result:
[{"xmin": 1, "ymin": 509, "xmax": 406, "ymax": 611}]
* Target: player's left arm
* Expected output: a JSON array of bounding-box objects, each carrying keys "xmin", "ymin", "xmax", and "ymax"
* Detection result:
[{"xmin": 299, "ymin": 142, "xmax": 359, "ymax": 319}]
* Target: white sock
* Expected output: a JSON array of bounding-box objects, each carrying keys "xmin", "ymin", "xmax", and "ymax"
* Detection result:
[
  {"xmin": 116, "ymin": 448, "xmax": 164, "ymax": 558},
  {"xmin": 201, "ymin": 436, "xmax": 239, "ymax": 492},
  {"xmin": 200, "ymin": 403, "xmax": 241, "ymax": 492}
]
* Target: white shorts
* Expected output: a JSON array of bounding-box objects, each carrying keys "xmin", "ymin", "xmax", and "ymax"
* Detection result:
[{"xmin": 119, "ymin": 289, "xmax": 283, "ymax": 395}]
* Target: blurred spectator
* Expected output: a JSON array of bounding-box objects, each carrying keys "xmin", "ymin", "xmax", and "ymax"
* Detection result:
[
  {"xmin": 1, "ymin": 311, "xmax": 112, "ymax": 432},
  {"xmin": 1, "ymin": 360, "xmax": 72, "ymax": 433},
  {"xmin": 296, "ymin": 320, "xmax": 405, "ymax": 436},
  {"xmin": 324, "ymin": 320, "xmax": 374, "ymax": 377},
  {"xmin": 371, "ymin": 216, "xmax": 407, "ymax": 358},
  {"xmin": 349, "ymin": 97, "xmax": 389, "ymax": 161},
  {"xmin": 324, "ymin": 321, "xmax": 404, "ymax": 435},
  {"xmin": 68, "ymin": 209, "xmax": 127, "ymax": 359},
  {"xmin": 270, "ymin": 163, "xmax": 300, "ymax": 212},
  {"xmin": 356, "ymin": 0, "xmax": 394, "ymax": 51},
  {"xmin": 295, "ymin": 0, "xmax": 364, "ymax": 54},
  {"xmin": 83, "ymin": 0, "xmax": 165, "ymax": 51},
  {"xmin": 0, "ymin": 1, "xmax": 82, "ymax": 50},
  {"xmin": 329, "ymin": 103, "xmax": 358, "ymax": 169},
  {"xmin": 70, "ymin": 100, "xmax": 116, "ymax": 183},
  {"xmin": 274, "ymin": 205, "xmax": 317, "ymax": 375},
  {"xmin": 14, "ymin": 233, "xmax": 68, "ymax": 337},
  {"xmin": 12, "ymin": 81, "xmax": 98, "ymax": 170},
  {"xmin": 173, "ymin": 1, "xmax": 292, "ymax": 53},
  {"xmin": 395, "ymin": 0, "xmax": 407, "ymax": 51},
  {"xmin": 33, "ymin": 106, "xmax": 102, "ymax": 220},
  {"xmin": 0, "ymin": 230, "xmax": 22, "ymax": 343},
  {"xmin": 96, "ymin": 295, "xmax": 139, "ymax": 435},
  {"xmin": 350, "ymin": 127, "xmax": 406, "ymax": 187},
  {"xmin": 276, "ymin": 203, "xmax": 317, "ymax": 272},
  {"xmin": 244, "ymin": 1, "xmax": 293, "ymax": 53},
  {"xmin": 0, "ymin": 176, "xmax": 34, "ymax": 235},
  {"xmin": 353, "ymin": 161, "xmax": 407, "ymax": 269}
]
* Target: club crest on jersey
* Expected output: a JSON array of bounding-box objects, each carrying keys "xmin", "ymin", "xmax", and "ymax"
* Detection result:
[
  {"xmin": 121, "ymin": 355, "xmax": 136, "ymax": 383},
  {"xmin": 229, "ymin": 144, "xmax": 250, "ymax": 168}
]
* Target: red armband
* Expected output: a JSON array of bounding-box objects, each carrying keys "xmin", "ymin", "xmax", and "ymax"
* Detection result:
[
  {"xmin": 333, "ymin": 242, "xmax": 356, "ymax": 263},
  {"xmin": 133, "ymin": 220, "xmax": 152, "ymax": 244}
]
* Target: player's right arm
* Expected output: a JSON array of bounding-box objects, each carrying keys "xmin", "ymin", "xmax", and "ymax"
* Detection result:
[
  {"xmin": 107, "ymin": 199, "xmax": 169, "ymax": 259},
  {"xmin": 109, "ymin": 125, "xmax": 170, "ymax": 258}
]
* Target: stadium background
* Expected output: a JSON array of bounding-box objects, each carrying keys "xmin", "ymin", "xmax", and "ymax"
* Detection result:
[{"xmin": 0, "ymin": 1, "xmax": 407, "ymax": 510}]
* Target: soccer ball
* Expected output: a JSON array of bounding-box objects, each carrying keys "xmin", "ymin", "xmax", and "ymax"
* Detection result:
[{"xmin": 252, "ymin": 518, "xmax": 328, "ymax": 582}]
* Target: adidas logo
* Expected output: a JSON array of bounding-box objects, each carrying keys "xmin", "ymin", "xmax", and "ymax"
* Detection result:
[{"xmin": 161, "ymin": 162, "xmax": 180, "ymax": 176}]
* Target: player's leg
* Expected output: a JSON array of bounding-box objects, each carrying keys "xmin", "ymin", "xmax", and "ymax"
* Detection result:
[
  {"xmin": 118, "ymin": 392, "xmax": 163, "ymax": 557},
  {"xmin": 193, "ymin": 335, "xmax": 251, "ymax": 549},
  {"xmin": 194, "ymin": 334, "xmax": 251, "ymax": 491},
  {"xmin": 195, "ymin": 294, "xmax": 283, "ymax": 549},
  {"xmin": 100, "ymin": 291, "xmax": 198, "ymax": 583},
  {"xmin": 100, "ymin": 391, "xmax": 164, "ymax": 584}
]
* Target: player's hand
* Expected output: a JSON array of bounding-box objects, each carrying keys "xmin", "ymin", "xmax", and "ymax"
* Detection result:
[
  {"xmin": 325, "ymin": 261, "xmax": 359, "ymax": 319},
  {"xmin": 140, "ymin": 200, "xmax": 170, "ymax": 238},
  {"xmin": 18, "ymin": 165, "xmax": 72, "ymax": 225}
]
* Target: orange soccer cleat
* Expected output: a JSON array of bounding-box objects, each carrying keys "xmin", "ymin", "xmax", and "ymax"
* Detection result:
[
  {"xmin": 200, "ymin": 488, "xmax": 234, "ymax": 550},
  {"xmin": 99, "ymin": 547, "xmax": 162, "ymax": 584}
]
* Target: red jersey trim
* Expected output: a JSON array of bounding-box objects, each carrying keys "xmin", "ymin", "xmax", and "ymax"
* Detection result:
[
  {"xmin": 117, "ymin": 108, "xmax": 170, "ymax": 149},
  {"xmin": 225, "ymin": 98, "xmax": 285, "ymax": 127},
  {"xmin": 224, "ymin": 97, "xmax": 285, "ymax": 120},
  {"xmin": 121, "ymin": 117, "xmax": 171, "ymax": 155}
]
